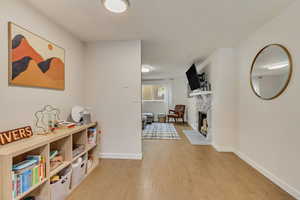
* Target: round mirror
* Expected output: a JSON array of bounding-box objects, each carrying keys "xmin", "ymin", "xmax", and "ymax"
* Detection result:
[{"xmin": 250, "ymin": 44, "xmax": 292, "ymax": 100}]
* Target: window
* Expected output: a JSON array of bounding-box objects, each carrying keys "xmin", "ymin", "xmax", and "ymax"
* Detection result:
[{"xmin": 142, "ymin": 85, "xmax": 166, "ymax": 101}]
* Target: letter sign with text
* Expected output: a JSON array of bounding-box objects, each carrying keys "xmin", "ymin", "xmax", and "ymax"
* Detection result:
[{"xmin": 0, "ymin": 126, "xmax": 33, "ymax": 145}]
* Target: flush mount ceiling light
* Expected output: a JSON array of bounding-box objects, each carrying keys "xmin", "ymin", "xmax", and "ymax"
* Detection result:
[
  {"xmin": 142, "ymin": 67, "xmax": 150, "ymax": 73},
  {"xmin": 102, "ymin": 0, "xmax": 129, "ymax": 13},
  {"xmin": 142, "ymin": 65, "xmax": 154, "ymax": 73}
]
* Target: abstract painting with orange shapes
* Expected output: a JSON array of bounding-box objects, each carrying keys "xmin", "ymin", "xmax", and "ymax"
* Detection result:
[{"xmin": 8, "ymin": 22, "xmax": 65, "ymax": 90}]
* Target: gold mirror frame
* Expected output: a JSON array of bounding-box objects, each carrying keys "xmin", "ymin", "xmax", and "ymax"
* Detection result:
[{"xmin": 250, "ymin": 44, "xmax": 293, "ymax": 100}]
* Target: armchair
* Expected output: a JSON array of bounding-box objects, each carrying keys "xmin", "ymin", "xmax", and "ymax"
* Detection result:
[{"xmin": 167, "ymin": 105, "xmax": 186, "ymax": 123}]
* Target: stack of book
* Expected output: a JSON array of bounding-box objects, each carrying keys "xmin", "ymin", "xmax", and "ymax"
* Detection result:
[
  {"xmin": 12, "ymin": 155, "xmax": 46, "ymax": 198},
  {"xmin": 55, "ymin": 121, "xmax": 76, "ymax": 129}
]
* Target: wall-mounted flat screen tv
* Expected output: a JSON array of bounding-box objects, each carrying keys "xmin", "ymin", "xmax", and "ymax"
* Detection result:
[{"xmin": 186, "ymin": 64, "xmax": 200, "ymax": 90}]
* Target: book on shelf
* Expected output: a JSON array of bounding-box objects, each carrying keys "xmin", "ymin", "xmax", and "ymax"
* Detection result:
[
  {"xmin": 55, "ymin": 121, "xmax": 76, "ymax": 129},
  {"xmin": 12, "ymin": 155, "xmax": 46, "ymax": 198},
  {"xmin": 12, "ymin": 171, "xmax": 16, "ymax": 198},
  {"xmin": 12, "ymin": 159, "xmax": 37, "ymax": 171},
  {"xmin": 87, "ymin": 127, "xmax": 97, "ymax": 145}
]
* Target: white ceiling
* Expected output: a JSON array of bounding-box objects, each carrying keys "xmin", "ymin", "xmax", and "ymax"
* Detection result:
[{"xmin": 26, "ymin": 0, "xmax": 294, "ymax": 79}]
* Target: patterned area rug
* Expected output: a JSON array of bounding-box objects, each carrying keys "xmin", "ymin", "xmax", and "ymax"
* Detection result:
[{"xmin": 143, "ymin": 123, "xmax": 181, "ymax": 140}]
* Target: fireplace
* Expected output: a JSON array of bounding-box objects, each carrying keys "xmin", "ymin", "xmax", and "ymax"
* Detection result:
[{"xmin": 198, "ymin": 112, "xmax": 208, "ymax": 137}]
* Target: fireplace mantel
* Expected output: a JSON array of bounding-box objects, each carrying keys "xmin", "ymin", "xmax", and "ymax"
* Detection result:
[{"xmin": 189, "ymin": 91, "xmax": 212, "ymax": 97}]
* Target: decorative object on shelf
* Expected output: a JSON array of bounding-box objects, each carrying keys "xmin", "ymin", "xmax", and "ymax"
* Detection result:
[
  {"xmin": 70, "ymin": 105, "xmax": 84, "ymax": 123},
  {"xmin": 250, "ymin": 44, "xmax": 292, "ymax": 100},
  {"xmin": 0, "ymin": 126, "xmax": 33, "ymax": 145},
  {"xmin": 70, "ymin": 106, "xmax": 92, "ymax": 124},
  {"xmin": 83, "ymin": 107, "xmax": 92, "ymax": 124},
  {"xmin": 35, "ymin": 105, "xmax": 61, "ymax": 134},
  {"xmin": 8, "ymin": 22, "xmax": 65, "ymax": 90},
  {"xmin": 198, "ymin": 72, "xmax": 211, "ymax": 91}
]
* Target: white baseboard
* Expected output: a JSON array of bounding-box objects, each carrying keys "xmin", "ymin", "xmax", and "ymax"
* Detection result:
[
  {"xmin": 212, "ymin": 144, "xmax": 235, "ymax": 152},
  {"xmin": 235, "ymin": 151, "xmax": 300, "ymax": 200},
  {"xmin": 99, "ymin": 153, "xmax": 143, "ymax": 160}
]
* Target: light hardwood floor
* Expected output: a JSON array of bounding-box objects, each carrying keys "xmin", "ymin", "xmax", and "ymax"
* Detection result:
[{"xmin": 68, "ymin": 123, "xmax": 295, "ymax": 200}]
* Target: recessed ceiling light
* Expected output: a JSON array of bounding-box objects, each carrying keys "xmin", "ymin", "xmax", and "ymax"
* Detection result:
[{"xmin": 102, "ymin": 0, "xmax": 129, "ymax": 13}]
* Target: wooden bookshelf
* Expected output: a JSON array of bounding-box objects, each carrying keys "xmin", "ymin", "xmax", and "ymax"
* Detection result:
[
  {"xmin": 0, "ymin": 122, "xmax": 100, "ymax": 200},
  {"xmin": 16, "ymin": 179, "xmax": 48, "ymax": 200},
  {"xmin": 50, "ymin": 161, "xmax": 71, "ymax": 177}
]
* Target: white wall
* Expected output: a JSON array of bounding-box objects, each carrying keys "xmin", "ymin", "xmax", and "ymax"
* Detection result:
[
  {"xmin": 84, "ymin": 40, "xmax": 142, "ymax": 159},
  {"xmin": 236, "ymin": 1, "xmax": 300, "ymax": 198},
  {"xmin": 142, "ymin": 77, "xmax": 189, "ymax": 121},
  {"xmin": 142, "ymin": 79, "xmax": 171, "ymax": 121},
  {"xmin": 0, "ymin": 0, "xmax": 85, "ymax": 131},
  {"xmin": 171, "ymin": 76, "xmax": 189, "ymax": 121},
  {"xmin": 196, "ymin": 49, "xmax": 237, "ymax": 152},
  {"xmin": 142, "ymin": 101, "xmax": 168, "ymax": 121}
]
